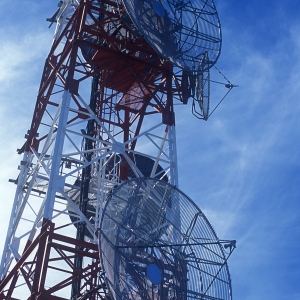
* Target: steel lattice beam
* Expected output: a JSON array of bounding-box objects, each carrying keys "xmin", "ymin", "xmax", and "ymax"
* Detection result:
[
  {"xmin": 0, "ymin": 0, "xmax": 186, "ymax": 298},
  {"xmin": 0, "ymin": 219, "xmax": 106, "ymax": 299}
]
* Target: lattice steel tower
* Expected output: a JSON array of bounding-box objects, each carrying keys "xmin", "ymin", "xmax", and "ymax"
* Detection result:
[{"xmin": 0, "ymin": 1, "xmax": 235, "ymax": 299}]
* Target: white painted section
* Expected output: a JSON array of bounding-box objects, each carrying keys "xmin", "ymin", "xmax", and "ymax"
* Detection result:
[
  {"xmin": 168, "ymin": 124, "xmax": 179, "ymax": 187},
  {"xmin": 0, "ymin": 151, "xmax": 31, "ymax": 279},
  {"xmin": 43, "ymin": 90, "xmax": 71, "ymax": 220}
]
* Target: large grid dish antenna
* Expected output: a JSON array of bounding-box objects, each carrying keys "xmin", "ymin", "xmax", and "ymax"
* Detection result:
[
  {"xmin": 122, "ymin": 0, "xmax": 222, "ymax": 73},
  {"xmin": 100, "ymin": 178, "xmax": 232, "ymax": 300}
]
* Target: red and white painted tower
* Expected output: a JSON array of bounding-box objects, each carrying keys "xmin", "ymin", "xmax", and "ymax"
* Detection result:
[{"xmin": 0, "ymin": 1, "xmax": 235, "ymax": 299}]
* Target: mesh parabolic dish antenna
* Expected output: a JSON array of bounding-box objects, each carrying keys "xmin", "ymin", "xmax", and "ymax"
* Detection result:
[
  {"xmin": 122, "ymin": 0, "xmax": 222, "ymax": 73},
  {"xmin": 100, "ymin": 178, "xmax": 234, "ymax": 300}
]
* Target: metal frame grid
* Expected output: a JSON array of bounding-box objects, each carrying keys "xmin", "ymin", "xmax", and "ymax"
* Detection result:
[
  {"xmin": 100, "ymin": 178, "xmax": 234, "ymax": 300},
  {"xmin": 0, "ymin": 0, "xmax": 235, "ymax": 299},
  {"xmin": 122, "ymin": 0, "xmax": 222, "ymax": 73},
  {"xmin": 0, "ymin": 1, "xmax": 188, "ymax": 298}
]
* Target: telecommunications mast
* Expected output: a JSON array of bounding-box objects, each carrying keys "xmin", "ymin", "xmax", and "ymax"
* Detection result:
[{"xmin": 0, "ymin": 0, "xmax": 236, "ymax": 299}]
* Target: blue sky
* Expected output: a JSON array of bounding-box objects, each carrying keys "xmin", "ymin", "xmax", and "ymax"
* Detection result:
[{"xmin": 0, "ymin": 1, "xmax": 300, "ymax": 299}]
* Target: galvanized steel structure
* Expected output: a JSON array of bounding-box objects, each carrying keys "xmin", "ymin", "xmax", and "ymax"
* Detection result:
[{"xmin": 0, "ymin": 0, "xmax": 235, "ymax": 299}]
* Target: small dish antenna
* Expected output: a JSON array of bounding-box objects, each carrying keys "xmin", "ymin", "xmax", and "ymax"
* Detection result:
[{"xmin": 122, "ymin": 0, "xmax": 222, "ymax": 73}]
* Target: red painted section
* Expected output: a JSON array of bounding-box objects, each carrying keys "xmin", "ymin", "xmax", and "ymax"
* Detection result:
[{"xmin": 0, "ymin": 220, "xmax": 105, "ymax": 299}]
